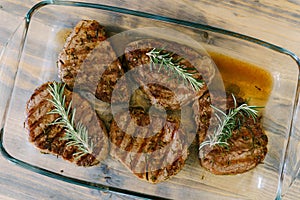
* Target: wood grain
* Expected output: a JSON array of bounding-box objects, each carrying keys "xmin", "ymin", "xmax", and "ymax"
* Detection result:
[{"xmin": 0, "ymin": 0, "xmax": 300, "ymax": 199}]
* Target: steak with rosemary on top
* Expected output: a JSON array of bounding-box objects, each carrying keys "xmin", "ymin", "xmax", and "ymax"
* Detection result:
[
  {"xmin": 24, "ymin": 81, "xmax": 109, "ymax": 166},
  {"xmin": 124, "ymin": 39, "xmax": 214, "ymax": 110},
  {"xmin": 194, "ymin": 92, "xmax": 268, "ymax": 175},
  {"xmin": 108, "ymin": 39, "xmax": 214, "ymax": 183},
  {"xmin": 57, "ymin": 19, "xmax": 127, "ymax": 103}
]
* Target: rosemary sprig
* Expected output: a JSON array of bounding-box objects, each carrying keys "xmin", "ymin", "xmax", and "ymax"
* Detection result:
[
  {"xmin": 146, "ymin": 48, "xmax": 204, "ymax": 91},
  {"xmin": 47, "ymin": 82, "xmax": 93, "ymax": 159},
  {"xmin": 199, "ymin": 94, "xmax": 262, "ymax": 150}
]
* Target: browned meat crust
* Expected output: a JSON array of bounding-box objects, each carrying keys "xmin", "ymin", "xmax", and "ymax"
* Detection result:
[
  {"xmin": 25, "ymin": 81, "xmax": 109, "ymax": 166},
  {"xmin": 109, "ymin": 108, "xmax": 191, "ymax": 183},
  {"xmin": 194, "ymin": 92, "xmax": 268, "ymax": 175},
  {"xmin": 200, "ymin": 116, "xmax": 268, "ymax": 175},
  {"xmin": 108, "ymin": 39, "xmax": 214, "ymax": 183},
  {"xmin": 57, "ymin": 20, "xmax": 106, "ymax": 88},
  {"xmin": 124, "ymin": 39, "xmax": 213, "ymax": 110},
  {"xmin": 57, "ymin": 19, "xmax": 127, "ymax": 103},
  {"xmin": 194, "ymin": 91, "xmax": 244, "ymax": 143},
  {"xmin": 26, "ymin": 19, "xmax": 268, "ymax": 178}
]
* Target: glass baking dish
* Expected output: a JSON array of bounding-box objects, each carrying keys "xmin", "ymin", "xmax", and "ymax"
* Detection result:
[{"xmin": 0, "ymin": 1, "xmax": 300, "ymax": 199}]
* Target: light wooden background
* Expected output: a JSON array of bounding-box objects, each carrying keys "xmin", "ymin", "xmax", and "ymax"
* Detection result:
[{"xmin": 1, "ymin": 0, "xmax": 300, "ymax": 199}]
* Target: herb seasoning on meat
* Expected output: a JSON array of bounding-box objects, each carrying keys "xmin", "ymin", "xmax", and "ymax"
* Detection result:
[{"xmin": 24, "ymin": 19, "xmax": 272, "ymax": 182}]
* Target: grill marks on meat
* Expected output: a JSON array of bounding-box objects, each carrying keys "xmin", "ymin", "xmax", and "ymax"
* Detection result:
[
  {"xmin": 109, "ymin": 39, "xmax": 212, "ymax": 183},
  {"xmin": 25, "ymin": 19, "xmax": 268, "ymax": 181},
  {"xmin": 57, "ymin": 19, "xmax": 127, "ymax": 103},
  {"xmin": 194, "ymin": 93, "xmax": 268, "ymax": 175},
  {"xmin": 124, "ymin": 39, "xmax": 211, "ymax": 110},
  {"xmin": 200, "ymin": 116, "xmax": 268, "ymax": 175},
  {"xmin": 109, "ymin": 108, "xmax": 190, "ymax": 183},
  {"xmin": 79, "ymin": 43, "xmax": 128, "ymax": 103},
  {"xmin": 25, "ymin": 82, "xmax": 109, "ymax": 166},
  {"xmin": 57, "ymin": 20, "xmax": 106, "ymax": 88}
]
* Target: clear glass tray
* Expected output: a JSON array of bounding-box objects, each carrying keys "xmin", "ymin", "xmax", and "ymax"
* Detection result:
[{"xmin": 0, "ymin": 1, "xmax": 300, "ymax": 199}]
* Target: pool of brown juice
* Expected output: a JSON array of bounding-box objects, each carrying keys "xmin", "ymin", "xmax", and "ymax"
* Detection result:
[{"xmin": 209, "ymin": 52, "xmax": 273, "ymax": 106}]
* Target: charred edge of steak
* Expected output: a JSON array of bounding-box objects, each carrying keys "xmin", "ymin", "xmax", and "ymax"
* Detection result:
[
  {"xmin": 134, "ymin": 153, "xmax": 188, "ymax": 184},
  {"xmin": 196, "ymin": 92, "xmax": 268, "ymax": 175},
  {"xmin": 25, "ymin": 81, "xmax": 109, "ymax": 167}
]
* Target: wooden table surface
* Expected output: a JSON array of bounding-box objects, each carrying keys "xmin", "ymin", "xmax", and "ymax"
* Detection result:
[{"xmin": 1, "ymin": 0, "xmax": 300, "ymax": 199}]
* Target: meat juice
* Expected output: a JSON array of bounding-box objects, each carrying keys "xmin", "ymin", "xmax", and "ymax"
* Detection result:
[{"xmin": 209, "ymin": 52, "xmax": 273, "ymax": 105}]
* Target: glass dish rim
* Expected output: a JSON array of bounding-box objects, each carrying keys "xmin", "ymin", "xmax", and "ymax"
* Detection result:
[{"xmin": 1, "ymin": 1, "xmax": 300, "ymax": 199}]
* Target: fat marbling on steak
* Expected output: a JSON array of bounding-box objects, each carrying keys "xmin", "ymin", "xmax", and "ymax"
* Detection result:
[
  {"xmin": 25, "ymin": 81, "xmax": 109, "ymax": 166},
  {"xmin": 57, "ymin": 19, "xmax": 127, "ymax": 103}
]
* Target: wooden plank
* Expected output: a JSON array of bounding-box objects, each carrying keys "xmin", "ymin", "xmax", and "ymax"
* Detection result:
[{"xmin": 0, "ymin": 0, "xmax": 300, "ymax": 199}]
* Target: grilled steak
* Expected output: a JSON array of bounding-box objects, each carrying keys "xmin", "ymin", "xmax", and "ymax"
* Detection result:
[
  {"xmin": 109, "ymin": 106, "xmax": 192, "ymax": 183},
  {"xmin": 194, "ymin": 92, "xmax": 268, "ymax": 174},
  {"xmin": 108, "ymin": 39, "xmax": 214, "ymax": 183},
  {"xmin": 24, "ymin": 18, "xmax": 268, "ymax": 183},
  {"xmin": 57, "ymin": 19, "xmax": 127, "ymax": 103},
  {"xmin": 25, "ymin": 81, "xmax": 109, "ymax": 166},
  {"xmin": 124, "ymin": 39, "xmax": 214, "ymax": 110}
]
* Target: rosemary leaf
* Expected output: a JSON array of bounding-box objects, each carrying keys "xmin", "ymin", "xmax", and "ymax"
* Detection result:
[
  {"xmin": 199, "ymin": 94, "xmax": 262, "ymax": 150},
  {"xmin": 47, "ymin": 82, "xmax": 93, "ymax": 160},
  {"xmin": 146, "ymin": 48, "xmax": 204, "ymax": 91}
]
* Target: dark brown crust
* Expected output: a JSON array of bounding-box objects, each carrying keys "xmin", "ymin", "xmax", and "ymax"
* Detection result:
[
  {"xmin": 110, "ymin": 39, "xmax": 215, "ymax": 182},
  {"xmin": 27, "ymin": 19, "xmax": 268, "ymax": 179},
  {"xmin": 109, "ymin": 109, "xmax": 190, "ymax": 183},
  {"xmin": 124, "ymin": 39, "xmax": 212, "ymax": 110},
  {"xmin": 200, "ymin": 116, "xmax": 268, "ymax": 175},
  {"xmin": 57, "ymin": 19, "xmax": 127, "ymax": 103},
  {"xmin": 25, "ymin": 81, "xmax": 109, "ymax": 166},
  {"xmin": 195, "ymin": 93, "xmax": 268, "ymax": 175},
  {"xmin": 79, "ymin": 43, "xmax": 128, "ymax": 103},
  {"xmin": 193, "ymin": 91, "xmax": 245, "ymax": 143},
  {"xmin": 57, "ymin": 20, "xmax": 106, "ymax": 89}
]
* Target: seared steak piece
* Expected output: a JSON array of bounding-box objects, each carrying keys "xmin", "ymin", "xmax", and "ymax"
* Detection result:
[
  {"xmin": 124, "ymin": 39, "xmax": 214, "ymax": 110},
  {"xmin": 109, "ymin": 39, "xmax": 214, "ymax": 182},
  {"xmin": 57, "ymin": 20, "xmax": 106, "ymax": 88},
  {"xmin": 25, "ymin": 81, "xmax": 109, "ymax": 166},
  {"xmin": 109, "ymin": 39, "xmax": 211, "ymax": 182},
  {"xmin": 194, "ymin": 91, "xmax": 244, "ymax": 143},
  {"xmin": 194, "ymin": 92, "xmax": 268, "ymax": 175},
  {"xmin": 200, "ymin": 116, "xmax": 268, "ymax": 175},
  {"xmin": 57, "ymin": 19, "xmax": 127, "ymax": 103},
  {"xmin": 109, "ymin": 107, "xmax": 193, "ymax": 183}
]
